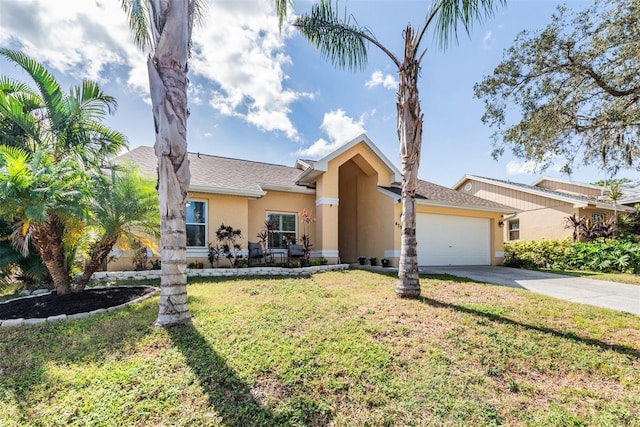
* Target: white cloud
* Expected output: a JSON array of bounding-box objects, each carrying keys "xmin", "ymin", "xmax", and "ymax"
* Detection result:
[
  {"xmin": 365, "ymin": 70, "xmax": 398, "ymax": 90},
  {"xmin": 0, "ymin": 0, "xmax": 308, "ymax": 140},
  {"xmin": 506, "ymin": 157, "xmax": 562, "ymax": 175},
  {"xmin": 297, "ymin": 109, "xmax": 366, "ymax": 158},
  {"xmin": 482, "ymin": 31, "xmax": 493, "ymax": 49}
]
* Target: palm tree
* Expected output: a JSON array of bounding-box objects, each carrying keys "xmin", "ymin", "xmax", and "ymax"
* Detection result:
[
  {"xmin": 294, "ymin": 0, "xmax": 506, "ymax": 297},
  {"xmin": 0, "ymin": 50, "xmax": 126, "ymax": 295},
  {"xmin": 76, "ymin": 163, "xmax": 160, "ymax": 291},
  {"xmin": 0, "ymin": 146, "xmax": 89, "ymax": 295},
  {"xmin": 120, "ymin": 0, "xmax": 206, "ymax": 326},
  {"xmin": 608, "ymin": 180, "xmax": 624, "ymax": 223}
]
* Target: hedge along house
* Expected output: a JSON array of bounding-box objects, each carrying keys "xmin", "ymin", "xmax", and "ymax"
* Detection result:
[
  {"xmin": 453, "ymin": 175, "xmax": 635, "ymax": 243},
  {"xmin": 109, "ymin": 135, "xmax": 514, "ymax": 270}
]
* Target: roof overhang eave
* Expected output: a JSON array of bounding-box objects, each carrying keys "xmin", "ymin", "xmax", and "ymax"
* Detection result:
[
  {"xmin": 258, "ymin": 184, "xmax": 316, "ymax": 194},
  {"xmin": 416, "ymin": 199, "xmax": 518, "ymax": 214},
  {"xmin": 189, "ymin": 184, "xmax": 266, "ymax": 198}
]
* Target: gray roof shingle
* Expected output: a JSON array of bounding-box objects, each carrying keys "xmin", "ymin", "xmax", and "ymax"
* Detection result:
[
  {"xmin": 114, "ymin": 146, "xmax": 512, "ymax": 212},
  {"xmin": 114, "ymin": 146, "xmax": 308, "ymax": 194}
]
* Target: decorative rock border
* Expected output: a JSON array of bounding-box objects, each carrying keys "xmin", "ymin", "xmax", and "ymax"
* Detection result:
[
  {"xmin": 91, "ymin": 264, "xmax": 351, "ymax": 282},
  {"xmin": 0, "ymin": 286, "xmax": 159, "ymax": 328},
  {"xmin": 1, "ymin": 265, "xmax": 352, "ymax": 327}
]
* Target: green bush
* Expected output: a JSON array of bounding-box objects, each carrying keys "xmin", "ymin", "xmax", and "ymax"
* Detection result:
[
  {"xmin": 504, "ymin": 238, "xmax": 574, "ymax": 269},
  {"xmin": 504, "ymin": 238, "xmax": 640, "ymax": 274}
]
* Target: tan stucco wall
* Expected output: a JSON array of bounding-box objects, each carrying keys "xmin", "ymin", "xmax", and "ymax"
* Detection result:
[
  {"xmin": 337, "ymin": 159, "xmax": 395, "ymax": 263},
  {"xmin": 509, "ymin": 205, "xmax": 575, "ymax": 241}
]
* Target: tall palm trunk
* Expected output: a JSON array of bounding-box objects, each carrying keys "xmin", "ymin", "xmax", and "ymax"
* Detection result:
[
  {"xmin": 148, "ymin": 0, "xmax": 192, "ymax": 326},
  {"xmin": 395, "ymin": 25, "xmax": 423, "ymax": 297},
  {"xmin": 30, "ymin": 214, "xmax": 72, "ymax": 295}
]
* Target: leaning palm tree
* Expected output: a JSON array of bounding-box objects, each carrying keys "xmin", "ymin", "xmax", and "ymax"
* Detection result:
[
  {"xmin": 76, "ymin": 163, "xmax": 160, "ymax": 291},
  {"xmin": 294, "ymin": 0, "xmax": 506, "ymax": 297}
]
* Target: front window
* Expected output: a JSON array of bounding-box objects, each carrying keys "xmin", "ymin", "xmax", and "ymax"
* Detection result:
[
  {"xmin": 267, "ymin": 212, "xmax": 297, "ymax": 249},
  {"xmin": 508, "ymin": 219, "xmax": 520, "ymax": 241},
  {"xmin": 186, "ymin": 201, "xmax": 207, "ymax": 247},
  {"xmin": 592, "ymin": 213, "xmax": 605, "ymax": 223}
]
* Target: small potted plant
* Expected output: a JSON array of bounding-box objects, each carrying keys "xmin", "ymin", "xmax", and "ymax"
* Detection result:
[
  {"xmin": 369, "ymin": 257, "xmax": 378, "ymax": 266},
  {"xmin": 381, "ymin": 258, "xmax": 390, "ymax": 268},
  {"xmin": 358, "ymin": 256, "xmax": 367, "ymax": 265}
]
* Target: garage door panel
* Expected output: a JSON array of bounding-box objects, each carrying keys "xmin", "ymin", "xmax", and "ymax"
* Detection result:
[{"xmin": 416, "ymin": 214, "xmax": 490, "ymax": 266}]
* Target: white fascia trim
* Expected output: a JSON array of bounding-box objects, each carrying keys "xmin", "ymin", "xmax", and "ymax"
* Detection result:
[
  {"xmin": 306, "ymin": 134, "xmax": 402, "ymax": 182},
  {"xmin": 378, "ymin": 187, "xmax": 401, "ymax": 200},
  {"xmin": 316, "ymin": 197, "xmax": 339, "ymax": 206},
  {"xmin": 189, "ymin": 184, "xmax": 265, "ymax": 198},
  {"xmin": 572, "ymin": 202, "xmax": 634, "ymax": 212},
  {"xmin": 384, "ymin": 250, "xmax": 401, "ymax": 258},
  {"xmin": 415, "ymin": 199, "xmax": 517, "ymax": 214},
  {"xmin": 259, "ymin": 184, "xmax": 316, "ymax": 195}
]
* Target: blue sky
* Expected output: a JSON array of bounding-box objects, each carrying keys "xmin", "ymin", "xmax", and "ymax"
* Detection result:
[{"xmin": 1, "ymin": 0, "xmax": 637, "ymax": 187}]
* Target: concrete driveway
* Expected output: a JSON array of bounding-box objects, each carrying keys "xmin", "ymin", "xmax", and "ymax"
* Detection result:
[{"xmin": 420, "ymin": 266, "xmax": 640, "ymax": 315}]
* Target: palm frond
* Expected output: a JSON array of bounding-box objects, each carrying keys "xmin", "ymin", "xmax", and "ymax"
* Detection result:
[
  {"xmin": 274, "ymin": 0, "xmax": 294, "ymax": 30},
  {"xmin": 0, "ymin": 48, "xmax": 66, "ymax": 128},
  {"xmin": 433, "ymin": 0, "xmax": 507, "ymax": 49},
  {"xmin": 120, "ymin": 0, "xmax": 153, "ymax": 51},
  {"xmin": 294, "ymin": 0, "xmax": 369, "ymax": 72}
]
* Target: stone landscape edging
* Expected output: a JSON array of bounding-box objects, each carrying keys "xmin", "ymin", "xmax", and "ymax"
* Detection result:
[
  {"xmin": 90, "ymin": 263, "xmax": 351, "ymax": 282},
  {"xmin": 1, "ymin": 264, "xmax": 351, "ymax": 327},
  {"xmin": 0, "ymin": 285, "xmax": 159, "ymax": 328}
]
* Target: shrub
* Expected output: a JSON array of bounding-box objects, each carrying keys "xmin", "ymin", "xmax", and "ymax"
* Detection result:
[
  {"xmin": 504, "ymin": 238, "xmax": 574, "ymax": 269},
  {"xmin": 505, "ymin": 238, "xmax": 640, "ymax": 273}
]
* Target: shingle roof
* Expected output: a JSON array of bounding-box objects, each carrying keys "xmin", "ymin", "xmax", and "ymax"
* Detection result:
[
  {"xmin": 383, "ymin": 180, "xmax": 514, "ymax": 212},
  {"xmin": 114, "ymin": 145, "xmax": 513, "ymax": 213},
  {"xmin": 114, "ymin": 146, "xmax": 309, "ymax": 194}
]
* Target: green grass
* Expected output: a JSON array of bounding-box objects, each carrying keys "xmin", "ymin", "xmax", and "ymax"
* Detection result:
[
  {"xmin": 541, "ymin": 268, "xmax": 640, "ymax": 285},
  {"xmin": 1, "ymin": 270, "xmax": 639, "ymax": 426}
]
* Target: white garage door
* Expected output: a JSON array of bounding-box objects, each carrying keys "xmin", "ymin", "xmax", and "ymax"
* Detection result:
[{"xmin": 416, "ymin": 213, "xmax": 490, "ymax": 266}]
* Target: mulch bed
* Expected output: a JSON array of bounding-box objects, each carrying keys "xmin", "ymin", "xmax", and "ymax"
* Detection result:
[{"xmin": 0, "ymin": 286, "xmax": 156, "ymax": 320}]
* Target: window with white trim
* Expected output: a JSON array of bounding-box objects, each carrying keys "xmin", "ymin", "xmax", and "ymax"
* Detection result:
[
  {"xmin": 508, "ymin": 219, "xmax": 520, "ymax": 241},
  {"xmin": 592, "ymin": 213, "xmax": 605, "ymax": 223},
  {"xmin": 267, "ymin": 212, "xmax": 297, "ymax": 249},
  {"xmin": 186, "ymin": 201, "xmax": 207, "ymax": 247}
]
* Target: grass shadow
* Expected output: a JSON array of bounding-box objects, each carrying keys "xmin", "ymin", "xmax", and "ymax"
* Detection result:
[
  {"xmin": 418, "ymin": 296, "xmax": 640, "ymax": 359},
  {"xmin": 167, "ymin": 324, "xmax": 331, "ymax": 426}
]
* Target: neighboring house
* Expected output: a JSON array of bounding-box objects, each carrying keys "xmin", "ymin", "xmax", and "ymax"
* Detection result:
[
  {"xmin": 621, "ymin": 181, "xmax": 640, "ymax": 207},
  {"xmin": 110, "ymin": 135, "xmax": 514, "ymax": 269},
  {"xmin": 453, "ymin": 175, "xmax": 634, "ymax": 242}
]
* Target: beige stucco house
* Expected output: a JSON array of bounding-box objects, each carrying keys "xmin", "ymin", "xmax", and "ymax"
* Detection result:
[
  {"xmin": 453, "ymin": 175, "xmax": 634, "ymax": 242},
  {"xmin": 110, "ymin": 135, "xmax": 514, "ymax": 270}
]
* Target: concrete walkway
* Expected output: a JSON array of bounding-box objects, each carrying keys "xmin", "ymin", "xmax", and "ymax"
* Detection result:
[{"xmin": 421, "ymin": 266, "xmax": 640, "ymax": 315}]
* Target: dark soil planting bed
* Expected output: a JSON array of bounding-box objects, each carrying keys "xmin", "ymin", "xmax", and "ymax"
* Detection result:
[{"xmin": 0, "ymin": 286, "xmax": 156, "ymax": 320}]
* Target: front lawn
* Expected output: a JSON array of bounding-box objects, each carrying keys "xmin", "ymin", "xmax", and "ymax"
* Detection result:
[{"xmin": 1, "ymin": 270, "xmax": 638, "ymax": 426}]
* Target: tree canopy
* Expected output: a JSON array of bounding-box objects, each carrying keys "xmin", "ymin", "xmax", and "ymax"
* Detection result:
[{"xmin": 474, "ymin": 0, "xmax": 640, "ymax": 176}]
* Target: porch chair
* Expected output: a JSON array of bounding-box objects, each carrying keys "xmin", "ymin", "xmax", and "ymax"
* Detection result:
[
  {"xmin": 248, "ymin": 241, "xmax": 265, "ymax": 266},
  {"xmin": 287, "ymin": 243, "xmax": 304, "ymax": 265}
]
